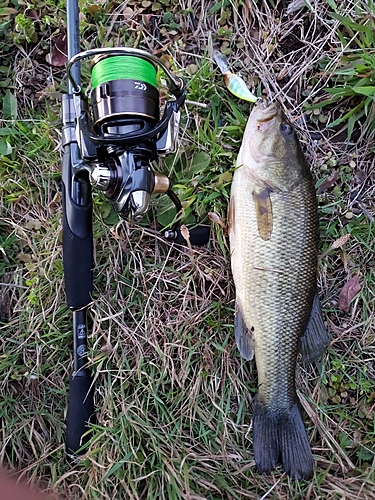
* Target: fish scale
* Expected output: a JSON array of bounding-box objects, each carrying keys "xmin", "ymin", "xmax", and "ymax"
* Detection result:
[
  {"xmin": 232, "ymin": 172, "xmax": 317, "ymax": 406},
  {"xmin": 229, "ymin": 101, "xmax": 329, "ymax": 479}
]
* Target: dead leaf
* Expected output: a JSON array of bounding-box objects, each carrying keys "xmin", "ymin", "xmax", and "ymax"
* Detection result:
[
  {"xmin": 185, "ymin": 64, "xmax": 198, "ymax": 75},
  {"xmin": 331, "ymin": 233, "xmax": 351, "ymax": 250},
  {"xmin": 353, "ymin": 169, "xmax": 366, "ymax": 185},
  {"xmin": 46, "ymin": 32, "xmax": 68, "ymax": 67},
  {"xmin": 123, "ymin": 6, "xmax": 134, "ymax": 19},
  {"xmin": 25, "ymin": 218, "xmax": 42, "ymax": 230},
  {"xmin": 320, "ymin": 233, "xmax": 351, "ymax": 259},
  {"xmin": 180, "ymin": 225, "xmax": 194, "ymax": 262},
  {"xmin": 287, "ymin": 0, "xmax": 307, "ymax": 14},
  {"xmin": 17, "ymin": 253, "xmax": 34, "ymax": 263},
  {"xmin": 338, "ymin": 274, "xmax": 361, "ymax": 312},
  {"xmin": 87, "ymin": 4, "xmax": 100, "ymax": 14},
  {"xmin": 208, "ymin": 212, "xmax": 226, "ymax": 228},
  {"xmin": 317, "ymin": 170, "xmax": 339, "ymax": 194},
  {"xmin": 159, "ymin": 54, "xmax": 171, "ymax": 68},
  {"xmin": 0, "ymin": 272, "xmax": 11, "ymax": 322},
  {"xmin": 180, "ymin": 225, "xmax": 190, "ymax": 244},
  {"xmin": 216, "ymin": 171, "xmax": 232, "ymax": 187}
]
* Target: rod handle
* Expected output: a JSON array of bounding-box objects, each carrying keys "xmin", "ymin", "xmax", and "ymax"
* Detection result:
[
  {"xmin": 65, "ymin": 371, "xmax": 96, "ymax": 456},
  {"xmin": 62, "ymin": 148, "xmax": 93, "ymax": 309}
]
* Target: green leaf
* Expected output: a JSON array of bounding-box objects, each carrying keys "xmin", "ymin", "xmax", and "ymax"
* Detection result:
[
  {"xmin": 216, "ymin": 171, "xmax": 232, "ymax": 187},
  {"xmin": 157, "ymin": 207, "xmax": 175, "ymax": 227},
  {"xmin": 0, "ymin": 7, "xmax": 17, "ymax": 17},
  {"xmin": 226, "ymin": 99, "xmax": 247, "ymax": 125},
  {"xmin": 0, "ymin": 127, "xmax": 12, "ymax": 136},
  {"xmin": 189, "ymin": 151, "xmax": 211, "ymax": 175},
  {"xmin": 3, "ymin": 90, "xmax": 17, "ymax": 119},
  {"xmin": 347, "ymin": 114, "xmax": 356, "ymax": 141},
  {"xmin": 304, "ymin": 96, "xmax": 340, "ymax": 110},
  {"xmin": 209, "ymin": 1, "xmax": 225, "ymax": 14},
  {"xmin": 326, "ymin": 0, "xmax": 338, "ymax": 11},
  {"xmin": 206, "ymin": 191, "xmax": 221, "ymax": 202},
  {"xmin": 0, "ymin": 138, "xmax": 12, "ymax": 155},
  {"xmin": 336, "ymin": 29, "xmax": 349, "ymax": 48},
  {"xmin": 329, "ymin": 13, "xmax": 373, "ymax": 33},
  {"xmin": 103, "ymin": 207, "xmax": 119, "ymax": 225},
  {"xmin": 103, "ymin": 454, "xmax": 134, "ymax": 480},
  {"xmin": 0, "ymin": 78, "xmax": 12, "ymax": 88},
  {"xmin": 326, "ymin": 87, "xmax": 353, "ymax": 97},
  {"xmin": 162, "ymin": 11, "xmax": 173, "ymax": 24},
  {"xmin": 356, "ymin": 447, "xmax": 374, "ymax": 461},
  {"xmin": 328, "ymin": 101, "xmax": 365, "ymax": 131},
  {"xmin": 328, "ymin": 117, "xmax": 343, "ymax": 128},
  {"xmin": 352, "ymin": 86, "xmax": 375, "ymax": 96}
]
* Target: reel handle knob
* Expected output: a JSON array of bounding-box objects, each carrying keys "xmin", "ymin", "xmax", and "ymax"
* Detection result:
[{"xmin": 165, "ymin": 225, "xmax": 210, "ymax": 246}]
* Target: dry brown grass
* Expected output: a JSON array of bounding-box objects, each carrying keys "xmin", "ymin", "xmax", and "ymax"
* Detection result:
[{"xmin": 0, "ymin": 0, "xmax": 374, "ymax": 498}]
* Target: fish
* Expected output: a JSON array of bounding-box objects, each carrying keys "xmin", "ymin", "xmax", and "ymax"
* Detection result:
[
  {"xmin": 213, "ymin": 50, "xmax": 258, "ymax": 103},
  {"xmin": 228, "ymin": 100, "xmax": 330, "ymax": 479}
]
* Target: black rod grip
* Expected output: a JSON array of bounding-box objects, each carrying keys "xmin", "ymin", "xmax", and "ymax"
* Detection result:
[
  {"xmin": 62, "ymin": 148, "xmax": 93, "ymax": 309},
  {"xmin": 62, "ymin": 213, "xmax": 93, "ymax": 308},
  {"xmin": 65, "ymin": 371, "xmax": 96, "ymax": 456}
]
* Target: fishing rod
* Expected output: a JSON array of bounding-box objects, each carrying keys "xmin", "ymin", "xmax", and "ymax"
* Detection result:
[{"xmin": 62, "ymin": 0, "xmax": 210, "ymax": 458}]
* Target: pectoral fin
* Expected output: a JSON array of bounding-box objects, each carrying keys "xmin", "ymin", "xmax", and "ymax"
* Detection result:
[
  {"xmin": 253, "ymin": 187, "xmax": 273, "ymax": 241},
  {"xmin": 298, "ymin": 293, "xmax": 330, "ymax": 362},
  {"xmin": 234, "ymin": 302, "xmax": 254, "ymax": 361}
]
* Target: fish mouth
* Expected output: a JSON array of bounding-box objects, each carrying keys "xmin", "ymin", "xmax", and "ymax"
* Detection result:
[
  {"xmin": 253, "ymin": 101, "xmax": 280, "ymax": 132},
  {"xmin": 256, "ymin": 101, "xmax": 280, "ymax": 123}
]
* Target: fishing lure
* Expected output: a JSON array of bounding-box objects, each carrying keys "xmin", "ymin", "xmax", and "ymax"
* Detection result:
[{"xmin": 213, "ymin": 50, "xmax": 258, "ymax": 103}]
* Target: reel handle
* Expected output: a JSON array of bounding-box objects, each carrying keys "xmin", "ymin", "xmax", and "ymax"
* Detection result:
[{"xmin": 165, "ymin": 225, "xmax": 210, "ymax": 246}]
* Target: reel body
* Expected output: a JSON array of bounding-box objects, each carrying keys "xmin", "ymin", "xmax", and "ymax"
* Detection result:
[{"xmin": 64, "ymin": 48, "xmax": 185, "ymax": 223}]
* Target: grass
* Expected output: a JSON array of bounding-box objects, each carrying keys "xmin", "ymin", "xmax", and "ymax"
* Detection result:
[{"xmin": 1, "ymin": 0, "xmax": 375, "ymax": 499}]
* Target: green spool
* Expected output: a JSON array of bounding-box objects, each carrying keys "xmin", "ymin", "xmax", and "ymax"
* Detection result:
[{"xmin": 91, "ymin": 56, "xmax": 157, "ymax": 89}]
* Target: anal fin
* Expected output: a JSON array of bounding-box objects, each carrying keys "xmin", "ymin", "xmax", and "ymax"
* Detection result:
[
  {"xmin": 299, "ymin": 293, "xmax": 330, "ymax": 362},
  {"xmin": 234, "ymin": 302, "xmax": 254, "ymax": 361}
]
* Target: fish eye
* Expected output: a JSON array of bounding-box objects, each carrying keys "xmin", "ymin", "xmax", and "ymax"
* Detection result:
[{"xmin": 280, "ymin": 123, "xmax": 293, "ymax": 135}]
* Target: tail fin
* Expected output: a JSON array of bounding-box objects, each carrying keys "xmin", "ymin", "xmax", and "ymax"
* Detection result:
[{"xmin": 252, "ymin": 397, "xmax": 314, "ymax": 480}]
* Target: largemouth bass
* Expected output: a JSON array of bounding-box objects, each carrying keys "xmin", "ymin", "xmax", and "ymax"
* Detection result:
[{"xmin": 228, "ymin": 101, "xmax": 329, "ymax": 479}]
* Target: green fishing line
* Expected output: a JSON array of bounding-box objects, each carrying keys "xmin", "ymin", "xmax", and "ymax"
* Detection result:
[{"xmin": 91, "ymin": 56, "xmax": 157, "ymax": 89}]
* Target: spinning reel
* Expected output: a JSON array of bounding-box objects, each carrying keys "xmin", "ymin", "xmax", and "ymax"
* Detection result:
[{"xmin": 63, "ymin": 47, "xmax": 209, "ymax": 243}]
